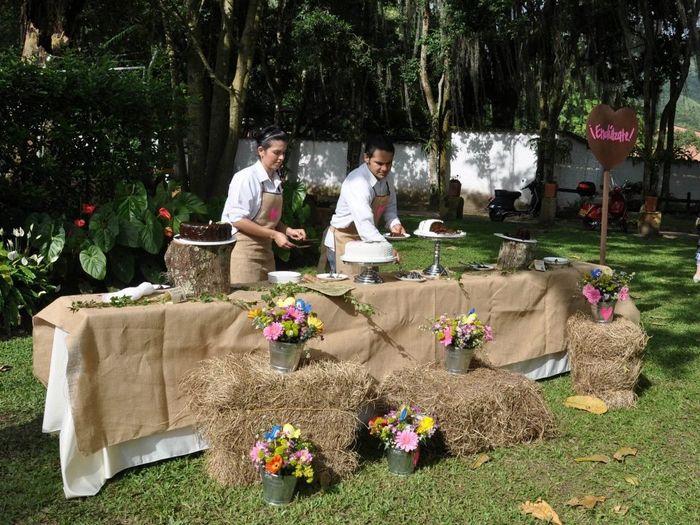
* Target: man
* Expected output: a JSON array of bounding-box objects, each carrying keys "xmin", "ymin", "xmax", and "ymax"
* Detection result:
[{"xmin": 318, "ymin": 135, "xmax": 406, "ymax": 274}]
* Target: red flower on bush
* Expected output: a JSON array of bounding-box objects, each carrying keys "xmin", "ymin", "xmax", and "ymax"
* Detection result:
[
  {"xmin": 73, "ymin": 218, "xmax": 86, "ymax": 228},
  {"xmin": 158, "ymin": 207, "xmax": 172, "ymax": 220},
  {"xmin": 164, "ymin": 226, "xmax": 173, "ymax": 238},
  {"xmin": 81, "ymin": 203, "xmax": 96, "ymax": 215}
]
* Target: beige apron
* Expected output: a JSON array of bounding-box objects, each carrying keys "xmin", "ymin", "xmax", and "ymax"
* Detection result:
[
  {"xmin": 317, "ymin": 188, "xmax": 391, "ymax": 275},
  {"xmin": 230, "ymin": 186, "xmax": 283, "ymax": 285}
]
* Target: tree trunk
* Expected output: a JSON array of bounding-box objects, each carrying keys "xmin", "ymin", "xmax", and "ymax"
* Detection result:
[
  {"xmin": 216, "ymin": 0, "xmax": 262, "ymax": 199},
  {"xmin": 21, "ymin": 0, "xmax": 85, "ymax": 59}
]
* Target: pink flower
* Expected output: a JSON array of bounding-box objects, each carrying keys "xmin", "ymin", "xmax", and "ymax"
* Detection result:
[
  {"xmin": 618, "ymin": 287, "xmax": 629, "ymax": 301},
  {"xmin": 249, "ymin": 442, "xmax": 267, "ymax": 464},
  {"xmin": 286, "ymin": 306, "xmax": 304, "ymax": 322},
  {"xmin": 395, "ymin": 429, "xmax": 419, "ymax": 452},
  {"xmin": 441, "ymin": 327, "xmax": 453, "ymax": 347},
  {"xmin": 582, "ymin": 283, "xmax": 602, "ymax": 304},
  {"xmin": 262, "ymin": 322, "xmax": 283, "ymax": 341},
  {"xmin": 483, "ymin": 325, "xmax": 493, "ymax": 342}
]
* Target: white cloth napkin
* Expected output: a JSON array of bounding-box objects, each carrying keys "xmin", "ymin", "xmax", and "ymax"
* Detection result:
[{"xmin": 102, "ymin": 282, "xmax": 156, "ymax": 303}]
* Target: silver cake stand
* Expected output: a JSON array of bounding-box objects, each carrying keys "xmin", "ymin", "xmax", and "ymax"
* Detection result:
[
  {"xmin": 413, "ymin": 231, "xmax": 466, "ymax": 277},
  {"xmin": 341, "ymin": 256, "xmax": 396, "ymax": 284}
]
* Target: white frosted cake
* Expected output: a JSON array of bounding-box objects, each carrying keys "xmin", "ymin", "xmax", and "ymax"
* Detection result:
[
  {"xmin": 342, "ymin": 240, "xmax": 394, "ymax": 263},
  {"xmin": 416, "ymin": 219, "xmax": 459, "ymax": 235}
]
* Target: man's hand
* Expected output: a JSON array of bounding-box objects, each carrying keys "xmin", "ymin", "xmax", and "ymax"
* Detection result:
[
  {"xmin": 390, "ymin": 223, "xmax": 406, "ymax": 236},
  {"xmin": 286, "ymin": 227, "xmax": 307, "ymax": 241}
]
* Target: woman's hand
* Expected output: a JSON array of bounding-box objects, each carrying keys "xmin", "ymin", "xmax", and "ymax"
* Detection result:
[
  {"xmin": 390, "ymin": 223, "xmax": 406, "ymax": 236},
  {"xmin": 286, "ymin": 227, "xmax": 307, "ymax": 241},
  {"xmin": 393, "ymin": 248, "xmax": 401, "ymax": 263},
  {"xmin": 273, "ymin": 231, "xmax": 295, "ymax": 249}
]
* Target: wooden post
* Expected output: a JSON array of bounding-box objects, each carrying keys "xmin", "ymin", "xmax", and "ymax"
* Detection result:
[
  {"xmin": 164, "ymin": 240, "xmax": 233, "ymax": 296},
  {"xmin": 497, "ymin": 240, "xmax": 537, "ymax": 271},
  {"xmin": 599, "ymin": 169, "xmax": 610, "ymax": 265}
]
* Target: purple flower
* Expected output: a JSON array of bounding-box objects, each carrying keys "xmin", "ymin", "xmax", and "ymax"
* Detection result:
[
  {"xmin": 618, "ymin": 286, "xmax": 630, "ymax": 301},
  {"xmin": 263, "ymin": 322, "xmax": 284, "ymax": 341},
  {"xmin": 395, "ymin": 429, "xmax": 419, "ymax": 452},
  {"xmin": 483, "ymin": 325, "xmax": 493, "ymax": 342},
  {"xmin": 582, "ymin": 283, "xmax": 602, "ymax": 304},
  {"xmin": 249, "ymin": 441, "xmax": 267, "ymax": 464}
]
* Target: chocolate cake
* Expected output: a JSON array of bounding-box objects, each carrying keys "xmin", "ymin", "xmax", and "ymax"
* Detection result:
[
  {"xmin": 429, "ymin": 222, "xmax": 457, "ymax": 234},
  {"xmin": 512, "ymin": 228, "xmax": 531, "ymax": 240},
  {"xmin": 179, "ymin": 222, "xmax": 232, "ymax": 242}
]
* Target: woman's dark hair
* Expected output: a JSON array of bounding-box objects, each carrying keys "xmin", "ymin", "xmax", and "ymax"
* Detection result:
[
  {"xmin": 364, "ymin": 134, "xmax": 395, "ymax": 157},
  {"xmin": 255, "ymin": 125, "xmax": 289, "ymax": 149}
]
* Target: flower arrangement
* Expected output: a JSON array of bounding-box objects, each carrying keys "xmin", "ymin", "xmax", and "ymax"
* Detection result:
[
  {"xmin": 249, "ymin": 424, "xmax": 315, "ymax": 482},
  {"xmin": 248, "ymin": 297, "xmax": 324, "ymax": 343},
  {"xmin": 579, "ymin": 268, "xmax": 633, "ymax": 304},
  {"xmin": 428, "ymin": 309, "xmax": 493, "ymax": 350},
  {"xmin": 368, "ymin": 405, "xmax": 437, "ymax": 452}
]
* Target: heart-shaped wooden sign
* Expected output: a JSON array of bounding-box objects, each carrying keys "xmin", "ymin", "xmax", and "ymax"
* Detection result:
[
  {"xmin": 586, "ymin": 105, "xmax": 638, "ymax": 170},
  {"xmin": 600, "ymin": 305, "xmax": 614, "ymax": 321}
]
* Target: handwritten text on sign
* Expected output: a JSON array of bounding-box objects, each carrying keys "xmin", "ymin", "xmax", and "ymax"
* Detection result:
[{"xmin": 585, "ymin": 105, "xmax": 638, "ymax": 170}]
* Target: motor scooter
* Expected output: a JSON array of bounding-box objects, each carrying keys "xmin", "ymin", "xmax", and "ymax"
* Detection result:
[
  {"xmin": 578, "ymin": 175, "xmax": 631, "ymax": 232},
  {"xmin": 487, "ymin": 179, "xmax": 541, "ymax": 221}
]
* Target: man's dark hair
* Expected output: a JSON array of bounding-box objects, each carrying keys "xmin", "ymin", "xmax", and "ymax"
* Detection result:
[
  {"xmin": 364, "ymin": 135, "xmax": 395, "ymax": 157},
  {"xmin": 255, "ymin": 125, "xmax": 289, "ymax": 149}
]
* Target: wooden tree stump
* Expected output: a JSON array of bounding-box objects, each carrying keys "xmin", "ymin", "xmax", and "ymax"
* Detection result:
[
  {"xmin": 164, "ymin": 240, "xmax": 233, "ymax": 296},
  {"xmin": 497, "ymin": 240, "xmax": 536, "ymax": 271}
]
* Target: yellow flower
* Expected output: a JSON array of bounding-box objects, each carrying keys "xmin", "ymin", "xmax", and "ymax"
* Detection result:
[
  {"xmin": 416, "ymin": 416, "xmax": 434, "ymax": 434},
  {"xmin": 464, "ymin": 313, "xmax": 477, "ymax": 324},
  {"xmin": 276, "ymin": 297, "xmax": 296, "ymax": 307},
  {"xmin": 247, "ymin": 308, "xmax": 263, "ymax": 319},
  {"xmin": 283, "ymin": 423, "xmax": 301, "ymax": 438},
  {"xmin": 307, "ymin": 315, "xmax": 324, "ymax": 332}
]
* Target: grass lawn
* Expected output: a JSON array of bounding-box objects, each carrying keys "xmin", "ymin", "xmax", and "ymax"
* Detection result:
[{"xmin": 2, "ymin": 215, "xmax": 699, "ymax": 524}]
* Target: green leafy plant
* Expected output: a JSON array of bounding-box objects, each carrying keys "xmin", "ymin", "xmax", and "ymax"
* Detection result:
[
  {"xmin": 0, "ymin": 224, "xmax": 63, "ymax": 334},
  {"xmin": 61, "ymin": 180, "xmax": 206, "ymax": 286},
  {"xmin": 273, "ymin": 180, "xmax": 318, "ymax": 263}
]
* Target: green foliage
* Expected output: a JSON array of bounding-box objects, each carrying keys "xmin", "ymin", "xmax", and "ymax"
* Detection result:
[
  {"xmin": 273, "ymin": 181, "xmax": 317, "ymax": 263},
  {"xmin": 0, "ymin": 51, "xmax": 180, "ymax": 230},
  {"xmin": 0, "ymin": 225, "xmax": 62, "ymax": 334}
]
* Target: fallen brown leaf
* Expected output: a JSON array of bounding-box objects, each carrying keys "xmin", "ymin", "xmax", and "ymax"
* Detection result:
[
  {"xmin": 574, "ymin": 454, "xmax": 611, "ymax": 463},
  {"xmin": 613, "ymin": 505, "xmax": 629, "ymax": 515},
  {"xmin": 520, "ymin": 498, "xmax": 562, "ymax": 525},
  {"xmin": 613, "ymin": 447, "xmax": 638, "ymax": 462},
  {"xmin": 565, "ymin": 495, "xmax": 606, "ymax": 509},
  {"xmin": 563, "ymin": 395, "xmax": 608, "ymax": 414},
  {"xmin": 624, "ymin": 475, "xmax": 640, "ymax": 486},
  {"xmin": 470, "ymin": 453, "xmax": 490, "ymax": 470},
  {"xmin": 0, "ymin": 364, "xmax": 12, "ymax": 373}
]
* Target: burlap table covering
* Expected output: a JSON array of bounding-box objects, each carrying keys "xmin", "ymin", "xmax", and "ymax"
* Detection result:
[{"xmin": 33, "ymin": 261, "xmax": 627, "ymax": 455}]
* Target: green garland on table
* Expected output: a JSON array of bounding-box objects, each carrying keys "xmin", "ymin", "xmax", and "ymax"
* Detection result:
[{"xmin": 69, "ymin": 292, "xmax": 251, "ymax": 312}]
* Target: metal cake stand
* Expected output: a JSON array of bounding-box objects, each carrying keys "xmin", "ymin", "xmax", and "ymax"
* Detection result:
[
  {"xmin": 413, "ymin": 231, "xmax": 466, "ymax": 277},
  {"xmin": 341, "ymin": 257, "xmax": 396, "ymax": 284}
]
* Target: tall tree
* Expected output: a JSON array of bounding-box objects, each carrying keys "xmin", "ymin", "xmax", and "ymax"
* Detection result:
[{"xmin": 21, "ymin": 0, "xmax": 85, "ymax": 59}]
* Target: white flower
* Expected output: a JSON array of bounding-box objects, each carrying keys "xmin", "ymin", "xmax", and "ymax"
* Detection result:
[
  {"xmin": 21, "ymin": 257, "xmax": 29, "ymax": 266},
  {"xmin": 12, "ymin": 227, "xmax": 24, "ymax": 237},
  {"xmin": 0, "ymin": 228, "xmax": 4, "ymax": 236},
  {"xmin": 7, "ymin": 250, "xmax": 19, "ymax": 261}
]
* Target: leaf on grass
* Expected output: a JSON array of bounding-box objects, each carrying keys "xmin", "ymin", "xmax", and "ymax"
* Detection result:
[
  {"xmin": 613, "ymin": 505, "xmax": 629, "ymax": 515},
  {"xmin": 470, "ymin": 453, "xmax": 490, "ymax": 469},
  {"xmin": 520, "ymin": 498, "xmax": 562, "ymax": 525},
  {"xmin": 0, "ymin": 364, "xmax": 12, "ymax": 373},
  {"xmin": 563, "ymin": 395, "xmax": 608, "ymax": 414},
  {"xmin": 624, "ymin": 475, "xmax": 640, "ymax": 486},
  {"xmin": 574, "ymin": 454, "xmax": 611, "ymax": 463},
  {"xmin": 566, "ymin": 495, "xmax": 606, "ymax": 509},
  {"xmin": 613, "ymin": 447, "xmax": 638, "ymax": 462},
  {"xmin": 446, "ymin": 246, "xmax": 457, "ymax": 251}
]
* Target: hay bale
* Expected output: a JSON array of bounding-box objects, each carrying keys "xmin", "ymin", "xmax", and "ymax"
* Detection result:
[
  {"xmin": 181, "ymin": 353, "xmax": 376, "ymax": 486},
  {"xmin": 567, "ymin": 312, "xmax": 649, "ymax": 408},
  {"xmin": 376, "ymin": 364, "xmax": 557, "ymax": 457}
]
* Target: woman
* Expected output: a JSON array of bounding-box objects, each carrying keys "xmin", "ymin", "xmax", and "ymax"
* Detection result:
[{"xmin": 222, "ymin": 126, "xmax": 306, "ymax": 284}]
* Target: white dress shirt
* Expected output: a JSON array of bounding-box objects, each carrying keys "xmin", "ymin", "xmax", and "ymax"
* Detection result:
[
  {"xmin": 324, "ymin": 162, "xmax": 401, "ymax": 248},
  {"xmin": 221, "ymin": 161, "xmax": 283, "ymax": 234}
]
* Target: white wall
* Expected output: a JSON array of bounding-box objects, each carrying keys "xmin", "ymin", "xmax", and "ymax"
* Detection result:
[{"xmin": 230, "ymin": 134, "xmax": 700, "ymax": 210}]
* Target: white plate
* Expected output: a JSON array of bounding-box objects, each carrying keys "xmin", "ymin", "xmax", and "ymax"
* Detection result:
[
  {"xmin": 543, "ymin": 256, "xmax": 570, "ymax": 266},
  {"xmin": 468, "ymin": 263, "xmax": 496, "ymax": 272},
  {"xmin": 174, "ymin": 235, "xmax": 236, "ymax": 246},
  {"xmin": 316, "ymin": 273, "xmax": 349, "ymax": 281},
  {"xmin": 341, "ymin": 255, "xmax": 396, "ymax": 264},
  {"xmin": 384, "ymin": 233, "xmax": 411, "ymax": 240},
  {"xmin": 395, "ymin": 273, "xmax": 426, "ymax": 282},
  {"xmin": 494, "ymin": 233, "xmax": 538, "ymax": 244},
  {"xmin": 413, "ymin": 230, "xmax": 466, "ymax": 239}
]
